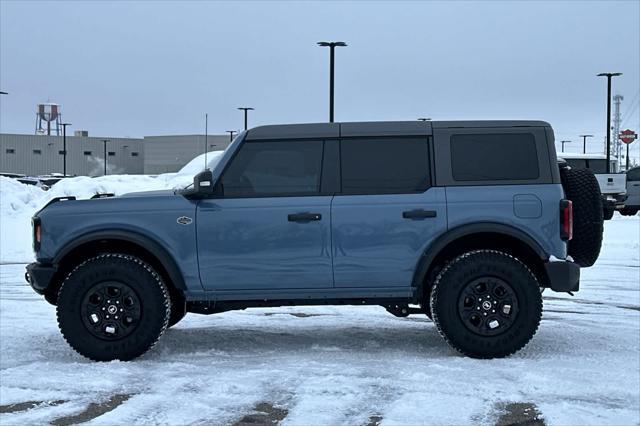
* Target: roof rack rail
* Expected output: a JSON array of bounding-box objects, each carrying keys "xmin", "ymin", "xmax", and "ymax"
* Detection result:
[
  {"xmin": 91, "ymin": 193, "xmax": 115, "ymax": 199},
  {"xmin": 41, "ymin": 196, "xmax": 76, "ymax": 210}
]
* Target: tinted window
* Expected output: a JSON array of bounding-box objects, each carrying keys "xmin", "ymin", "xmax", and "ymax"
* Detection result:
[
  {"xmin": 565, "ymin": 158, "xmax": 608, "ymax": 173},
  {"xmin": 33, "ymin": 149, "xmax": 42, "ymax": 155},
  {"xmin": 221, "ymin": 140, "xmax": 323, "ymax": 197},
  {"xmin": 108, "ymin": 151, "xmax": 116, "ymax": 156},
  {"xmin": 340, "ymin": 138, "xmax": 430, "ymax": 195},
  {"xmin": 6, "ymin": 149, "xmax": 15, "ymax": 154},
  {"xmin": 565, "ymin": 159, "xmax": 587, "ymax": 170},
  {"xmin": 451, "ymin": 133, "xmax": 539, "ymax": 181},
  {"xmin": 83, "ymin": 151, "xmax": 92, "ymax": 156},
  {"xmin": 131, "ymin": 152, "xmax": 139, "ymax": 157},
  {"xmin": 627, "ymin": 167, "xmax": 640, "ymax": 181},
  {"xmin": 587, "ymin": 159, "xmax": 607, "ymax": 174}
]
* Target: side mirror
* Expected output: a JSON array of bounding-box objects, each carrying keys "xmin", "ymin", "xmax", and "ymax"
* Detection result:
[
  {"xmin": 182, "ymin": 170, "xmax": 217, "ymax": 198},
  {"xmin": 194, "ymin": 170, "xmax": 215, "ymax": 195}
]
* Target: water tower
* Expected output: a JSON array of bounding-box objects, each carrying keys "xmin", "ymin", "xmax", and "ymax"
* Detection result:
[{"xmin": 35, "ymin": 103, "xmax": 62, "ymax": 135}]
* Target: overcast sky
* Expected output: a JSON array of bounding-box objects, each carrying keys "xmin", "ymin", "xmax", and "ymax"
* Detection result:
[{"xmin": 1, "ymin": 0, "xmax": 639, "ymax": 158}]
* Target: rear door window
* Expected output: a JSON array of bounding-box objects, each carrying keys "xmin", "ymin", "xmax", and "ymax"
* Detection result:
[
  {"xmin": 450, "ymin": 133, "xmax": 539, "ymax": 181},
  {"xmin": 221, "ymin": 140, "xmax": 323, "ymax": 197},
  {"xmin": 340, "ymin": 138, "xmax": 430, "ymax": 195}
]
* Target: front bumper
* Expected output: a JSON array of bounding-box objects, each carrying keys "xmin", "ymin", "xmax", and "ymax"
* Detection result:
[
  {"xmin": 544, "ymin": 259, "xmax": 580, "ymax": 292},
  {"xmin": 25, "ymin": 262, "xmax": 57, "ymax": 295}
]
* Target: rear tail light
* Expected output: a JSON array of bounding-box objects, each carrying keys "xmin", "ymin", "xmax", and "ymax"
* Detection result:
[
  {"xmin": 560, "ymin": 199, "xmax": 573, "ymax": 241},
  {"xmin": 32, "ymin": 217, "xmax": 41, "ymax": 251}
]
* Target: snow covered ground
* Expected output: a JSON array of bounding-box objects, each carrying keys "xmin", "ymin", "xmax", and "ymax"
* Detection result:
[{"xmin": 0, "ymin": 171, "xmax": 639, "ymax": 425}]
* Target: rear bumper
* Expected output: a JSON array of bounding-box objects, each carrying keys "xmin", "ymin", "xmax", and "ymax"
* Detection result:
[
  {"xmin": 603, "ymin": 193, "xmax": 627, "ymax": 208},
  {"xmin": 25, "ymin": 262, "xmax": 57, "ymax": 295},
  {"xmin": 544, "ymin": 259, "xmax": 580, "ymax": 292}
]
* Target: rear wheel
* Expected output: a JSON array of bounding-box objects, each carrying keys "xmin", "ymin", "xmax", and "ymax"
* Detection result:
[
  {"xmin": 430, "ymin": 250, "xmax": 542, "ymax": 359},
  {"xmin": 603, "ymin": 206, "xmax": 614, "ymax": 220},
  {"xmin": 56, "ymin": 254, "xmax": 170, "ymax": 361},
  {"xmin": 620, "ymin": 207, "xmax": 638, "ymax": 216}
]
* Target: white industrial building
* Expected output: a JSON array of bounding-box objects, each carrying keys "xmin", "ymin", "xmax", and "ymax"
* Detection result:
[{"xmin": 0, "ymin": 133, "xmax": 231, "ymax": 176}]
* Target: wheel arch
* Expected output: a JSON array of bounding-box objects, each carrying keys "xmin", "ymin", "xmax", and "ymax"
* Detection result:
[
  {"xmin": 413, "ymin": 223, "xmax": 549, "ymax": 299},
  {"xmin": 46, "ymin": 230, "xmax": 186, "ymax": 305}
]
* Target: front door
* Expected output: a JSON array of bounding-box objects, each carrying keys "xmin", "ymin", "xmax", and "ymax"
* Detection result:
[{"xmin": 197, "ymin": 139, "xmax": 334, "ymax": 291}]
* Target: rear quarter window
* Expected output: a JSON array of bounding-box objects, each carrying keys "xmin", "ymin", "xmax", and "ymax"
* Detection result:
[{"xmin": 450, "ymin": 133, "xmax": 539, "ymax": 181}]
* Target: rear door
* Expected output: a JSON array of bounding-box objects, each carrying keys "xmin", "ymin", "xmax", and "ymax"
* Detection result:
[
  {"xmin": 331, "ymin": 137, "xmax": 447, "ymax": 288},
  {"xmin": 197, "ymin": 139, "xmax": 334, "ymax": 291}
]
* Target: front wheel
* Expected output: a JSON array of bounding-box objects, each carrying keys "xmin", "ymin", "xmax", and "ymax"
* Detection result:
[
  {"xmin": 56, "ymin": 254, "xmax": 171, "ymax": 361},
  {"xmin": 430, "ymin": 250, "xmax": 542, "ymax": 359}
]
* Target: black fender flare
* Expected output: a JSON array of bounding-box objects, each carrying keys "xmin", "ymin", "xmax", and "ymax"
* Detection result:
[
  {"xmin": 52, "ymin": 230, "xmax": 187, "ymax": 291},
  {"xmin": 411, "ymin": 222, "xmax": 547, "ymax": 288}
]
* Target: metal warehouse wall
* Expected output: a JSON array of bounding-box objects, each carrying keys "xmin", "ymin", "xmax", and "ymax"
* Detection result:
[
  {"xmin": 1, "ymin": 134, "xmax": 144, "ymax": 176},
  {"xmin": 143, "ymin": 135, "xmax": 230, "ymax": 174}
]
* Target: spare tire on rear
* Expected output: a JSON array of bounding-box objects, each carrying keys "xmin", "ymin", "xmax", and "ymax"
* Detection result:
[{"xmin": 560, "ymin": 167, "xmax": 603, "ymax": 267}]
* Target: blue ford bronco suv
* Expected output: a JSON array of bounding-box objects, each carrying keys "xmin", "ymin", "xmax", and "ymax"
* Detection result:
[{"xmin": 26, "ymin": 121, "xmax": 604, "ymax": 361}]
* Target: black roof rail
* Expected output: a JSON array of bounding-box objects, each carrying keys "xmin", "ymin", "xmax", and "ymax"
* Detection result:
[
  {"xmin": 90, "ymin": 193, "xmax": 115, "ymax": 199},
  {"xmin": 40, "ymin": 196, "xmax": 76, "ymax": 210}
]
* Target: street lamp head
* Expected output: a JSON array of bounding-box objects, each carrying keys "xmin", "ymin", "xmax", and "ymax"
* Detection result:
[
  {"xmin": 579, "ymin": 134, "xmax": 594, "ymax": 138},
  {"xmin": 317, "ymin": 41, "xmax": 347, "ymax": 47},
  {"xmin": 61, "ymin": 122, "xmax": 72, "ymax": 126},
  {"xmin": 238, "ymin": 107, "xmax": 254, "ymax": 111},
  {"xmin": 0, "ymin": 91, "xmax": 8, "ymax": 95},
  {"xmin": 597, "ymin": 72, "xmax": 623, "ymax": 77},
  {"xmin": 417, "ymin": 118, "xmax": 431, "ymax": 121}
]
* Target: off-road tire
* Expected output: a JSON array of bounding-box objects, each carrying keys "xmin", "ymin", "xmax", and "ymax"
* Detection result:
[
  {"xmin": 167, "ymin": 297, "xmax": 187, "ymax": 328},
  {"xmin": 603, "ymin": 207, "xmax": 614, "ymax": 221},
  {"xmin": 430, "ymin": 250, "xmax": 542, "ymax": 359},
  {"xmin": 560, "ymin": 167, "xmax": 604, "ymax": 267},
  {"xmin": 56, "ymin": 254, "xmax": 170, "ymax": 361},
  {"xmin": 620, "ymin": 207, "xmax": 638, "ymax": 216}
]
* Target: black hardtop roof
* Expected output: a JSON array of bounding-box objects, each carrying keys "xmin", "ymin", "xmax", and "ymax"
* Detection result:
[{"xmin": 245, "ymin": 120, "xmax": 551, "ymax": 140}]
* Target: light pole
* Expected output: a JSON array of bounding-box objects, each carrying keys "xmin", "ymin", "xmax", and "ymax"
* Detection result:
[
  {"xmin": 102, "ymin": 139, "xmax": 110, "ymax": 176},
  {"xmin": 226, "ymin": 130, "xmax": 236, "ymax": 142},
  {"xmin": 237, "ymin": 107, "xmax": 254, "ymax": 131},
  {"xmin": 579, "ymin": 134, "xmax": 593, "ymax": 154},
  {"xmin": 317, "ymin": 41, "xmax": 347, "ymax": 123},
  {"xmin": 597, "ymin": 73, "xmax": 622, "ymax": 173},
  {"xmin": 561, "ymin": 140, "xmax": 572, "ymax": 152},
  {"xmin": 60, "ymin": 123, "xmax": 71, "ymax": 176}
]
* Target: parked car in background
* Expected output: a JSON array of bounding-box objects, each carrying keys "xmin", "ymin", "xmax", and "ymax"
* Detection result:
[
  {"xmin": 621, "ymin": 166, "xmax": 640, "ymax": 216},
  {"xmin": 558, "ymin": 153, "xmax": 626, "ymax": 220},
  {"xmin": 37, "ymin": 174, "xmax": 72, "ymax": 187},
  {"xmin": 0, "ymin": 172, "xmax": 26, "ymax": 179},
  {"xmin": 17, "ymin": 177, "xmax": 50, "ymax": 191}
]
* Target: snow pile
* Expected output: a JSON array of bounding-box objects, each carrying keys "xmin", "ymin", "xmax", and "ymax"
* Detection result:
[{"xmin": 0, "ymin": 151, "xmax": 224, "ymax": 263}]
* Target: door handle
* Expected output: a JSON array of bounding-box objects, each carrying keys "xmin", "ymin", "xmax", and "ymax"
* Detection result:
[
  {"xmin": 288, "ymin": 212, "xmax": 322, "ymax": 222},
  {"xmin": 402, "ymin": 209, "xmax": 437, "ymax": 219}
]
